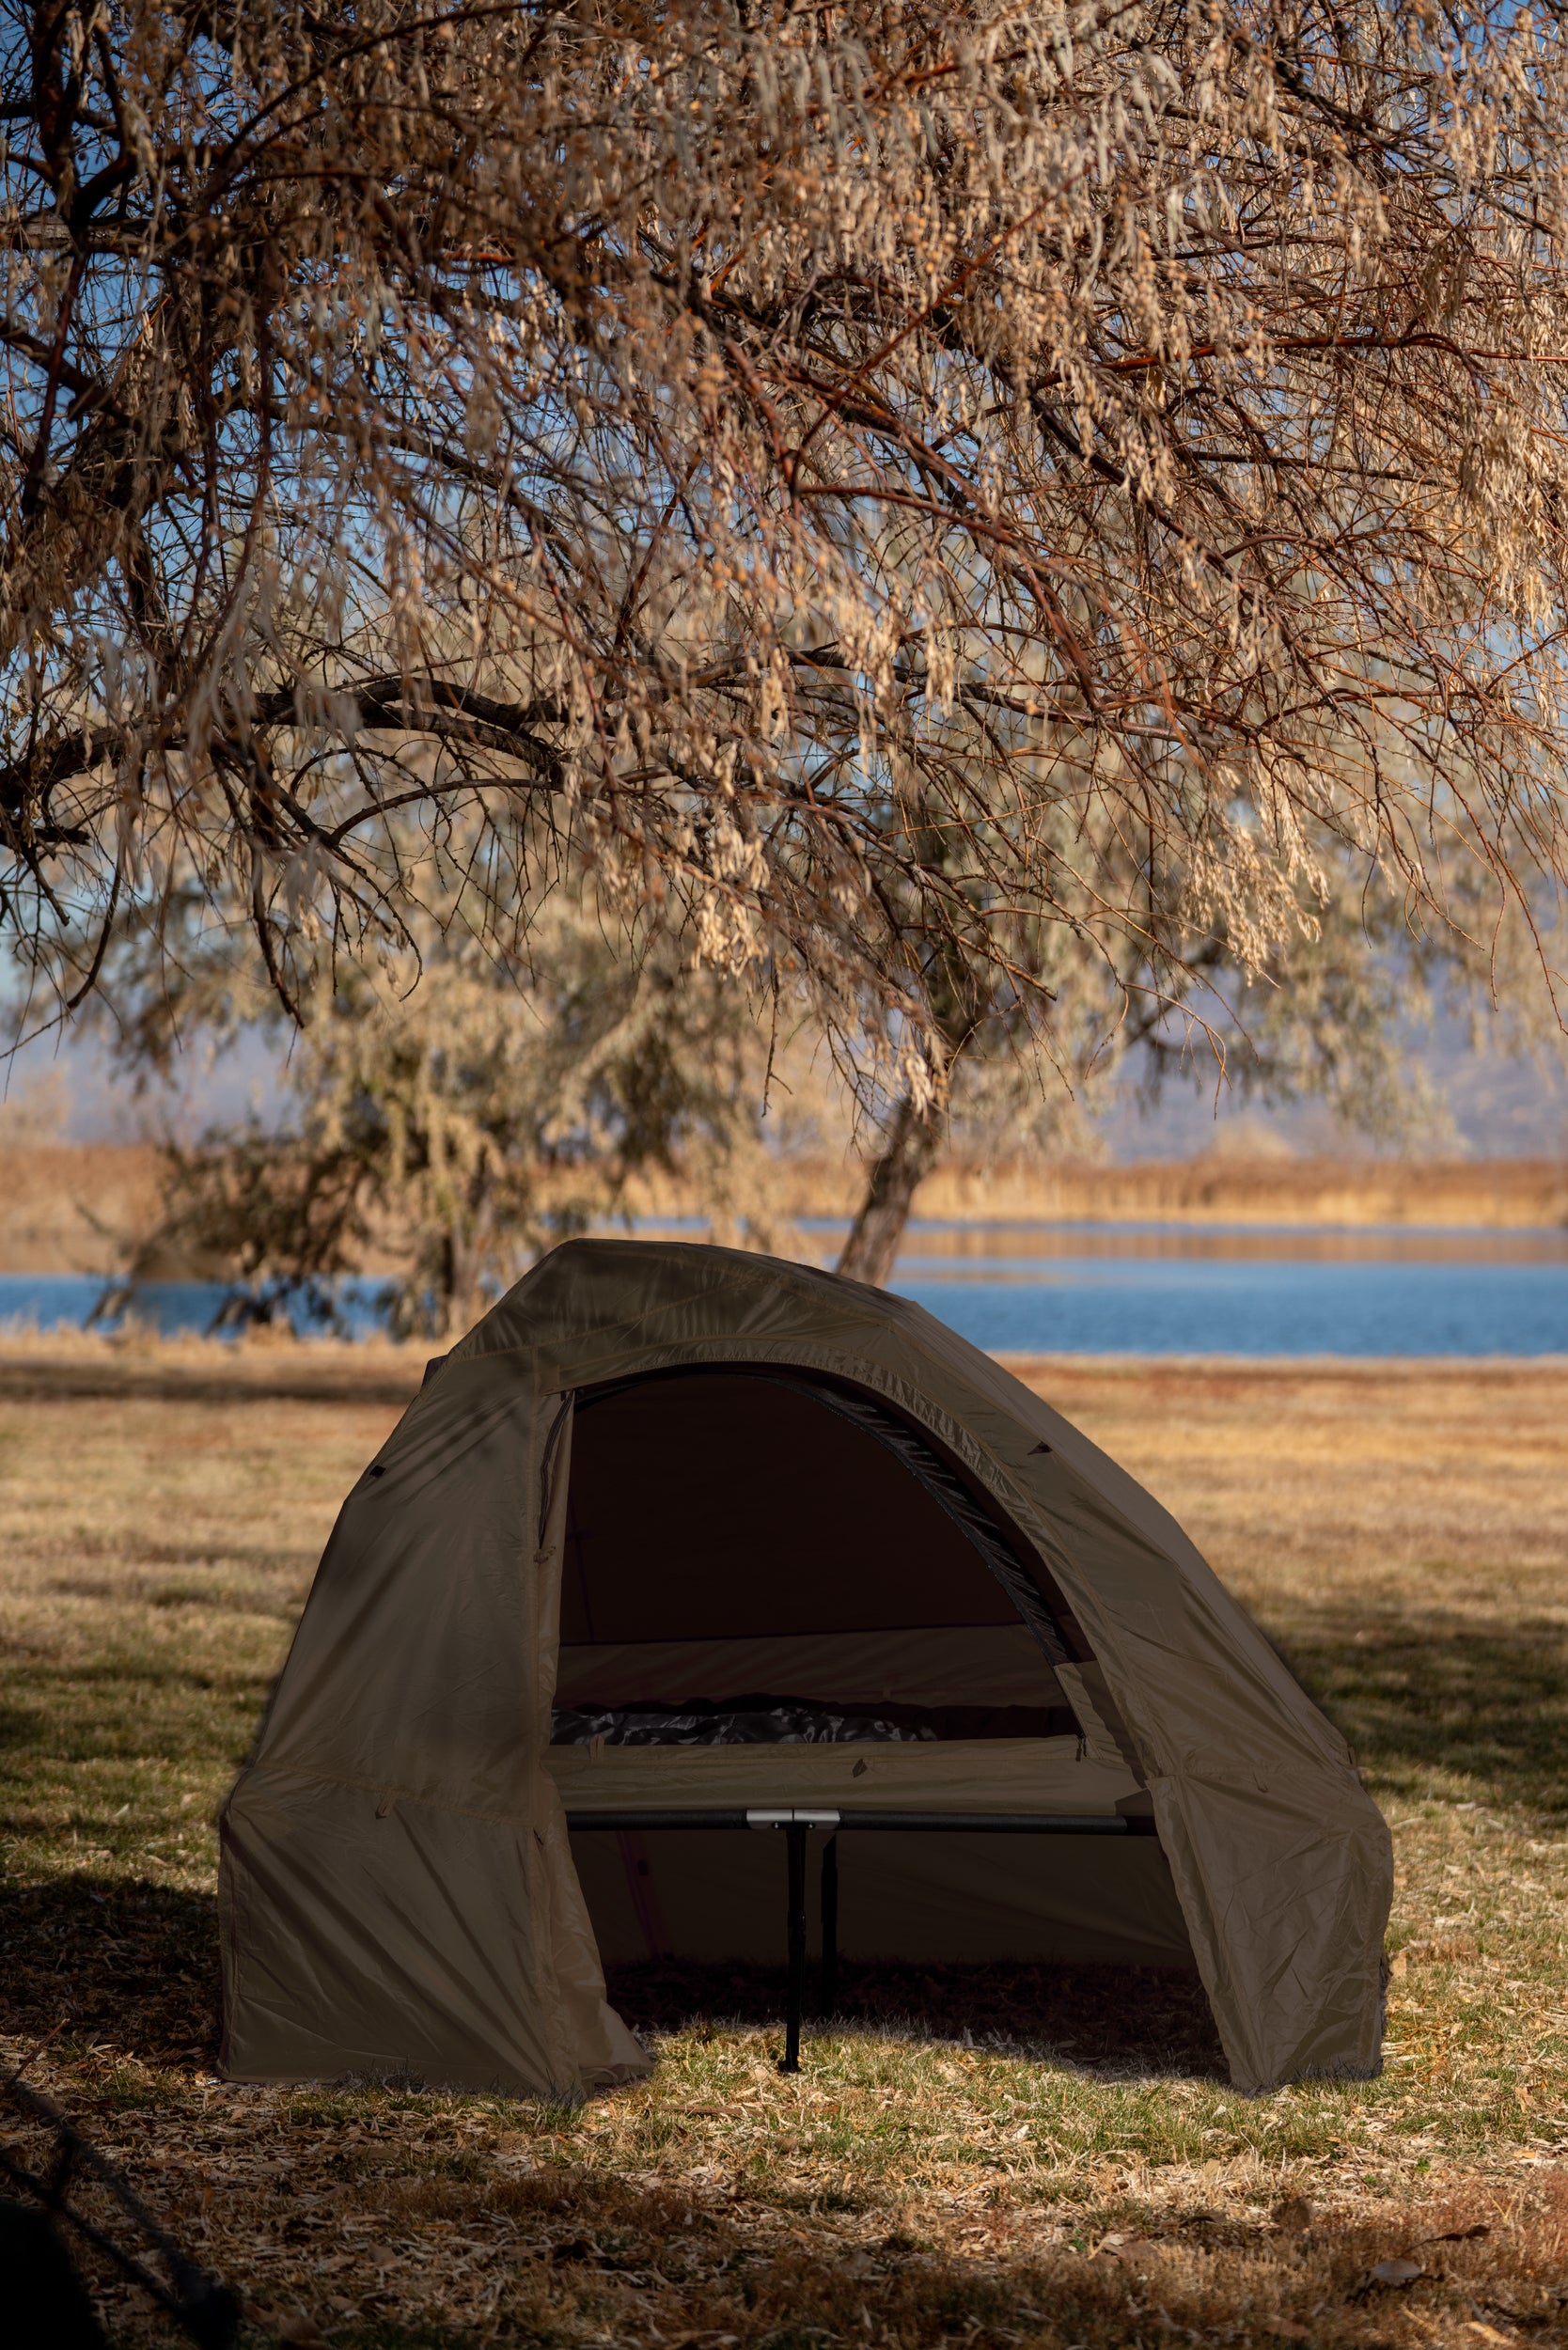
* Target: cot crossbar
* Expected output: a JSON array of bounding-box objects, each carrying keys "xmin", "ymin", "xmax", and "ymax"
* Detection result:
[{"xmin": 565, "ymin": 1810, "xmax": 1133, "ymax": 1833}]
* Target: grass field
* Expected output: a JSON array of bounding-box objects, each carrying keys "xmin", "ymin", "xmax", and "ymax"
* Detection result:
[{"xmin": 1, "ymin": 1336, "xmax": 1565, "ymax": 2348}]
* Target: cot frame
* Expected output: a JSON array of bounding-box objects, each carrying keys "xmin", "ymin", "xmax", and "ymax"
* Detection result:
[{"xmin": 564, "ymin": 1808, "xmax": 1139, "ymax": 2071}]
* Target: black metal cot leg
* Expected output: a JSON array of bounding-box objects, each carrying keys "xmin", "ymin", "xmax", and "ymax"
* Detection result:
[
  {"xmin": 780, "ymin": 1822, "xmax": 807, "ymax": 2073},
  {"xmin": 820, "ymin": 1834, "xmax": 838, "ymax": 2019}
]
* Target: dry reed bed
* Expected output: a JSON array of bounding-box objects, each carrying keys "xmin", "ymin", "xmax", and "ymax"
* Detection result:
[
  {"xmin": 2, "ymin": 1145, "xmax": 1566, "ymax": 1281},
  {"xmin": 0, "ymin": 1340, "xmax": 1564, "ymax": 2346}
]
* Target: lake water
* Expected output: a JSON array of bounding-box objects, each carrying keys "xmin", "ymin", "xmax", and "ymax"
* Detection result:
[
  {"xmin": 887, "ymin": 1221, "xmax": 1568, "ymax": 1355},
  {"xmin": 894, "ymin": 1253, "xmax": 1568, "ymax": 1356},
  {"xmin": 5, "ymin": 1219, "xmax": 1567, "ymax": 1356}
]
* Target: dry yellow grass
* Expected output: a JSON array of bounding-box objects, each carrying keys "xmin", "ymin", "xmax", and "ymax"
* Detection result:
[
  {"xmin": 0, "ymin": 1339, "xmax": 1565, "ymax": 2347},
  {"xmin": 645, "ymin": 1153, "xmax": 1568, "ymax": 1230}
]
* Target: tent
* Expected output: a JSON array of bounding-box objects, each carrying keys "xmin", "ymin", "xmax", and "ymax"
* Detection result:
[{"xmin": 218, "ymin": 1239, "xmax": 1391, "ymax": 2099}]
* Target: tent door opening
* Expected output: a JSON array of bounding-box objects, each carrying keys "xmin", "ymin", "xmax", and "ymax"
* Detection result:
[
  {"xmin": 548, "ymin": 1366, "xmax": 1193, "ymax": 2002},
  {"xmin": 554, "ymin": 1363, "xmax": 1084, "ymax": 1746}
]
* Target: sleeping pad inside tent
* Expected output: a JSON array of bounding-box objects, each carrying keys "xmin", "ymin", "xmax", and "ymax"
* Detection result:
[{"xmin": 217, "ymin": 1239, "xmax": 1392, "ymax": 2100}]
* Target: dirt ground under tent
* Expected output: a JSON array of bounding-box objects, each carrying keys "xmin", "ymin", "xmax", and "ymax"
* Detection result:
[{"xmin": 1, "ymin": 1333, "xmax": 1565, "ymax": 2348}]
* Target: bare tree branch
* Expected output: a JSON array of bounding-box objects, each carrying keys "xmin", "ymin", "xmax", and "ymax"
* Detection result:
[{"xmin": 0, "ymin": 0, "xmax": 1560, "ymax": 1115}]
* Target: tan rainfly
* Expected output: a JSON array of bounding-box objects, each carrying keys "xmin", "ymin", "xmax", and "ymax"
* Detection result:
[{"xmin": 218, "ymin": 1242, "xmax": 1390, "ymax": 2099}]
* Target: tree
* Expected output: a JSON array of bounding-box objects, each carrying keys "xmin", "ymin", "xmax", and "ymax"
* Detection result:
[
  {"xmin": 4, "ymin": 0, "xmax": 1568, "ymax": 1220},
  {"xmin": 834, "ymin": 815, "xmax": 1479, "ymax": 1281},
  {"xmin": 106, "ymin": 888, "xmax": 812, "ymax": 1338}
]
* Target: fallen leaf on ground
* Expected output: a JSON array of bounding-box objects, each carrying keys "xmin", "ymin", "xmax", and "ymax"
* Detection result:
[{"xmin": 1368, "ymin": 2258, "xmax": 1425, "ymax": 2287}]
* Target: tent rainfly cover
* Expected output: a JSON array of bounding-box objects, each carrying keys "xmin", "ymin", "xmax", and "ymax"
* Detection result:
[{"xmin": 219, "ymin": 1239, "xmax": 1392, "ymax": 2098}]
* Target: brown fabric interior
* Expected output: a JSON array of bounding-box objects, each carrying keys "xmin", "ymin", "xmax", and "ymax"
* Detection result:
[
  {"xmin": 566, "ymin": 1371, "xmax": 1028, "ymax": 1642},
  {"xmin": 558, "ymin": 1370, "xmax": 1080, "ymax": 1736},
  {"xmin": 555, "ymin": 1627, "xmax": 1068, "ymax": 1712},
  {"xmin": 570, "ymin": 1825, "xmax": 1197, "ymax": 1970}
]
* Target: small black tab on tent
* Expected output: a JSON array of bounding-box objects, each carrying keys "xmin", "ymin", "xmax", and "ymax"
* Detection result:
[
  {"xmin": 1030, "ymin": 1441, "xmax": 1052, "ymax": 1455},
  {"xmin": 422, "ymin": 1355, "xmax": 448, "ymax": 1390}
]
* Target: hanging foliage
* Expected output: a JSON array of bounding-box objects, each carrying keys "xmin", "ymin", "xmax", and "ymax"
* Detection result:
[{"xmin": 2, "ymin": 0, "xmax": 1567, "ymax": 1115}]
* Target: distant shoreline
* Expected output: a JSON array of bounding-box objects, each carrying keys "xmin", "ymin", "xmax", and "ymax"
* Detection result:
[
  {"xmin": 628, "ymin": 1151, "xmax": 1568, "ymax": 1234},
  {"xmin": 0, "ymin": 1139, "xmax": 1562, "ymax": 1275},
  {"xmin": 0, "ymin": 1326, "xmax": 1561, "ymax": 1398}
]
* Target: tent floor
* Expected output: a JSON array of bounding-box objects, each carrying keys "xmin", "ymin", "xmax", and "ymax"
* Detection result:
[{"xmin": 602, "ymin": 1955, "xmax": 1224, "ymax": 2079}]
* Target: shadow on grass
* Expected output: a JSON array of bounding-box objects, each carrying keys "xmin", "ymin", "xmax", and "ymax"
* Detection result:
[
  {"xmin": 1278, "ymin": 1610, "xmax": 1568, "ymax": 1814},
  {"xmin": 239, "ymin": 2161, "xmax": 1568, "ymax": 2350},
  {"xmin": 0, "ymin": 1875, "xmax": 219, "ymax": 2072},
  {"xmin": 604, "ymin": 1956, "xmax": 1227, "ymax": 2077},
  {"xmin": 0, "ymin": 1876, "xmax": 1224, "ymax": 2086}
]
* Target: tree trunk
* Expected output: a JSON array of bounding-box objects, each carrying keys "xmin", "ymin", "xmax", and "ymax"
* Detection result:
[
  {"xmin": 835, "ymin": 1093, "xmax": 947, "ymax": 1287},
  {"xmin": 433, "ymin": 1163, "xmax": 495, "ymax": 1338}
]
